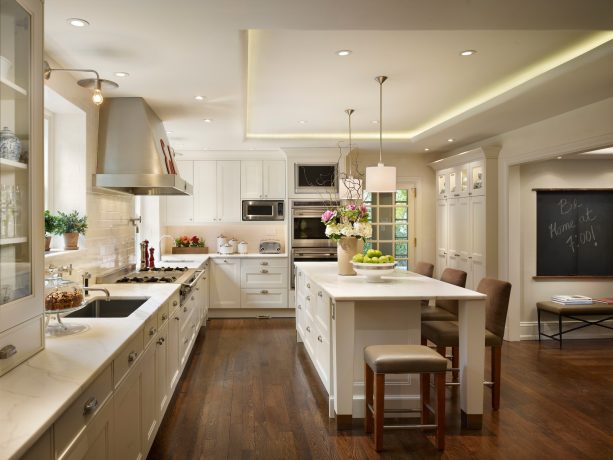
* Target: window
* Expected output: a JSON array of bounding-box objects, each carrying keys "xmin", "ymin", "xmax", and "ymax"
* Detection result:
[{"xmin": 363, "ymin": 186, "xmax": 415, "ymax": 270}]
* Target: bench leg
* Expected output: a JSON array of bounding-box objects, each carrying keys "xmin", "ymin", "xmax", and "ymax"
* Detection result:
[
  {"xmin": 374, "ymin": 373, "xmax": 385, "ymax": 451},
  {"xmin": 364, "ymin": 363, "xmax": 374, "ymax": 434},
  {"xmin": 559, "ymin": 314, "xmax": 563, "ymax": 349},
  {"xmin": 491, "ymin": 346, "xmax": 501, "ymax": 410},
  {"xmin": 537, "ymin": 309, "xmax": 541, "ymax": 342}
]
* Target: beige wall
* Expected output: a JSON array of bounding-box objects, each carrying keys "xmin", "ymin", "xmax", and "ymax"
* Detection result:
[{"xmin": 43, "ymin": 56, "xmax": 136, "ymax": 281}]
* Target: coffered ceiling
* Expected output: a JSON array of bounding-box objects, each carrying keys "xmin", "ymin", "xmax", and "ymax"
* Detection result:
[{"xmin": 43, "ymin": 0, "xmax": 613, "ymax": 155}]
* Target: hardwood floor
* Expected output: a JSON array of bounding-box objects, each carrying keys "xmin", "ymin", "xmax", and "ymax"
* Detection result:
[{"xmin": 148, "ymin": 319, "xmax": 613, "ymax": 460}]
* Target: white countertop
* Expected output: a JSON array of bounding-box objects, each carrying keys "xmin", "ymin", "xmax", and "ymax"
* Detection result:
[
  {"xmin": 160, "ymin": 252, "xmax": 288, "ymax": 266},
  {"xmin": 0, "ymin": 283, "xmax": 179, "ymax": 460},
  {"xmin": 295, "ymin": 262, "xmax": 486, "ymax": 301}
]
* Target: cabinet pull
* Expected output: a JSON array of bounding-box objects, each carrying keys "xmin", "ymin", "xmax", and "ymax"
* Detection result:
[
  {"xmin": 260, "ymin": 261, "xmax": 269, "ymax": 266},
  {"xmin": 454, "ymin": 193, "xmax": 460, "ymax": 197},
  {"xmin": 455, "ymin": 253, "xmax": 460, "ymax": 257},
  {"xmin": 260, "ymin": 289, "xmax": 269, "ymax": 294},
  {"xmin": 128, "ymin": 351, "xmax": 138, "ymax": 364},
  {"xmin": 306, "ymin": 295, "xmax": 311, "ymax": 301},
  {"xmin": 191, "ymin": 296, "xmax": 195, "ymax": 301},
  {"xmin": 83, "ymin": 397, "xmax": 98, "ymax": 416},
  {"xmin": 317, "ymin": 291, "xmax": 323, "ymax": 297},
  {"xmin": 184, "ymin": 306, "xmax": 188, "ymax": 312},
  {"xmin": 149, "ymin": 327, "xmax": 157, "ymax": 336},
  {"xmin": 297, "ymin": 304, "xmax": 302, "ymax": 310},
  {"xmin": 306, "ymin": 326, "xmax": 311, "ymax": 333},
  {"xmin": 162, "ymin": 313, "xmax": 168, "ymax": 321},
  {"xmin": 173, "ymin": 300, "xmax": 178, "ymax": 307},
  {"xmin": 306, "ymin": 283, "xmax": 310, "ymax": 288},
  {"xmin": 0, "ymin": 344, "xmax": 17, "ymax": 359},
  {"xmin": 260, "ymin": 269, "xmax": 269, "ymax": 274},
  {"xmin": 317, "ymin": 335, "xmax": 323, "ymax": 343},
  {"xmin": 157, "ymin": 337, "xmax": 165, "ymax": 345},
  {"xmin": 224, "ymin": 259, "xmax": 229, "ymax": 263},
  {"xmin": 184, "ymin": 338, "xmax": 189, "ymax": 344},
  {"xmin": 174, "ymin": 316, "xmax": 180, "ymax": 321}
]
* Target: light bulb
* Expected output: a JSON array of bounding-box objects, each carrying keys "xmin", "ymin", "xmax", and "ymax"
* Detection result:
[{"xmin": 92, "ymin": 88, "xmax": 103, "ymax": 105}]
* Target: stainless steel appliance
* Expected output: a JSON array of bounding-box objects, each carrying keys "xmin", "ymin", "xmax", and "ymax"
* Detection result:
[
  {"xmin": 242, "ymin": 200, "xmax": 284, "ymax": 221},
  {"xmin": 294, "ymin": 163, "xmax": 338, "ymax": 194},
  {"xmin": 259, "ymin": 239, "xmax": 282, "ymax": 254},
  {"xmin": 290, "ymin": 248, "xmax": 337, "ymax": 288},
  {"xmin": 291, "ymin": 200, "xmax": 338, "ymax": 248}
]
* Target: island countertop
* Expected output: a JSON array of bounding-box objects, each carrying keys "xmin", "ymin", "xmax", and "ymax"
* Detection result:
[{"xmin": 294, "ymin": 262, "xmax": 486, "ymax": 301}]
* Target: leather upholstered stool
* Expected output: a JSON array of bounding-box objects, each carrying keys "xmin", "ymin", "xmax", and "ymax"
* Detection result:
[{"xmin": 364, "ymin": 344, "xmax": 448, "ymax": 451}]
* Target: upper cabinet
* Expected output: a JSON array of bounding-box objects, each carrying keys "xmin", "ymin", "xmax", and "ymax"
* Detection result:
[
  {"xmin": 166, "ymin": 160, "xmax": 194, "ymax": 223},
  {"xmin": 0, "ymin": 0, "xmax": 44, "ymax": 376},
  {"xmin": 241, "ymin": 160, "xmax": 285, "ymax": 200}
]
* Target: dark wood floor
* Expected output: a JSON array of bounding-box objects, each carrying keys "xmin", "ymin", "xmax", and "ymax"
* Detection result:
[{"xmin": 148, "ymin": 319, "xmax": 613, "ymax": 460}]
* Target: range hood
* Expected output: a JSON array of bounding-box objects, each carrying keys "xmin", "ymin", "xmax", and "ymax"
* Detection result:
[{"xmin": 93, "ymin": 97, "xmax": 193, "ymax": 196}]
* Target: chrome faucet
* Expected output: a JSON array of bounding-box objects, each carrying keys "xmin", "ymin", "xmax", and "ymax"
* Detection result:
[
  {"xmin": 159, "ymin": 234, "xmax": 175, "ymax": 261},
  {"xmin": 83, "ymin": 287, "xmax": 110, "ymax": 301}
]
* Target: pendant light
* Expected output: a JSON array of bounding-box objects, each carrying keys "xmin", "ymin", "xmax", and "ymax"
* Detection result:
[
  {"xmin": 365, "ymin": 76, "xmax": 397, "ymax": 192},
  {"xmin": 339, "ymin": 108, "xmax": 363, "ymax": 200}
]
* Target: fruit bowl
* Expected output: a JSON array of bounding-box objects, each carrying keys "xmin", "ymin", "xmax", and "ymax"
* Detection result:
[{"xmin": 352, "ymin": 262, "xmax": 397, "ymax": 282}]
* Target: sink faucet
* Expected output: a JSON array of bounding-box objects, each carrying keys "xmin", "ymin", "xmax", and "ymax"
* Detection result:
[
  {"xmin": 159, "ymin": 234, "xmax": 175, "ymax": 261},
  {"xmin": 83, "ymin": 287, "xmax": 110, "ymax": 301}
]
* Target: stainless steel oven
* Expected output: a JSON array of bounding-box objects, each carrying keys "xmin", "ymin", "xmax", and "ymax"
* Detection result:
[
  {"xmin": 290, "ymin": 247, "xmax": 337, "ymax": 288},
  {"xmin": 291, "ymin": 200, "xmax": 339, "ymax": 248}
]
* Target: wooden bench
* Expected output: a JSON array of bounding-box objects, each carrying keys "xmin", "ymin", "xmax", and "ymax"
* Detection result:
[{"xmin": 537, "ymin": 301, "xmax": 613, "ymax": 348}]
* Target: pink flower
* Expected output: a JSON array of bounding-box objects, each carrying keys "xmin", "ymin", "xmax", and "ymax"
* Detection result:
[
  {"xmin": 359, "ymin": 204, "xmax": 368, "ymax": 215},
  {"xmin": 346, "ymin": 204, "xmax": 356, "ymax": 211},
  {"xmin": 321, "ymin": 210, "xmax": 336, "ymax": 223}
]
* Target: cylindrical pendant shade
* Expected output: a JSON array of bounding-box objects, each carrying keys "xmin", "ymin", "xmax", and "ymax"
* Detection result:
[
  {"xmin": 365, "ymin": 163, "xmax": 397, "ymax": 192},
  {"xmin": 339, "ymin": 176, "xmax": 363, "ymax": 200}
]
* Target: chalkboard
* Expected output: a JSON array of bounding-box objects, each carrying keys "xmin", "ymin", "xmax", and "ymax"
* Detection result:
[{"xmin": 536, "ymin": 190, "xmax": 613, "ymax": 276}]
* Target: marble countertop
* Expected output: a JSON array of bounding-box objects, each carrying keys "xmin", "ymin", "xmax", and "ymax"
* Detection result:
[
  {"xmin": 295, "ymin": 262, "xmax": 486, "ymax": 301},
  {"xmin": 0, "ymin": 283, "xmax": 180, "ymax": 460},
  {"xmin": 160, "ymin": 252, "xmax": 288, "ymax": 265}
]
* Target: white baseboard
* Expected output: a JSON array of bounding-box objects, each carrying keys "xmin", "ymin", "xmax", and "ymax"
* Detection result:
[
  {"xmin": 208, "ymin": 308, "xmax": 295, "ymax": 319},
  {"xmin": 520, "ymin": 319, "xmax": 613, "ymax": 341}
]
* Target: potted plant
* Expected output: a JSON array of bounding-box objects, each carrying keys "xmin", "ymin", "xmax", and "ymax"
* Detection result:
[
  {"xmin": 172, "ymin": 235, "xmax": 208, "ymax": 254},
  {"xmin": 44, "ymin": 210, "xmax": 58, "ymax": 251},
  {"xmin": 55, "ymin": 210, "xmax": 87, "ymax": 250}
]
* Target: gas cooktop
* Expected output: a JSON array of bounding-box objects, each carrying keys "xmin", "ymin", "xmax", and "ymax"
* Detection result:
[{"xmin": 113, "ymin": 267, "xmax": 193, "ymax": 284}]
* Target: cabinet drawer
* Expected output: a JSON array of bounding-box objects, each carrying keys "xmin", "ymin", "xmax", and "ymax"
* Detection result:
[
  {"xmin": 113, "ymin": 330, "xmax": 144, "ymax": 387},
  {"xmin": 314, "ymin": 289, "xmax": 331, "ymax": 336},
  {"xmin": 55, "ymin": 364, "xmax": 113, "ymax": 457},
  {"xmin": 241, "ymin": 289, "xmax": 288, "ymax": 308},
  {"xmin": 314, "ymin": 325, "xmax": 331, "ymax": 393},
  {"xmin": 157, "ymin": 300, "xmax": 170, "ymax": 326},
  {"xmin": 144, "ymin": 314, "xmax": 158, "ymax": 348},
  {"xmin": 241, "ymin": 266, "xmax": 288, "ymax": 288},
  {"xmin": 0, "ymin": 315, "xmax": 44, "ymax": 376},
  {"xmin": 241, "ymin": 258, "xmax": 288, "ymax": 269}
]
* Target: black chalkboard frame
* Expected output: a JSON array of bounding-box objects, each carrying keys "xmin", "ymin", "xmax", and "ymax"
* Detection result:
[{"xmin": 532, "ymin": 188, "xmax": 613, "ymax": 280}]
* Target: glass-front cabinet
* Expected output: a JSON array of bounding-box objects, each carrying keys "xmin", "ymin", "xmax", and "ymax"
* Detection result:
[{"xmin": 0, "ymin": 0, "xmax": 44, "ymax": 376}]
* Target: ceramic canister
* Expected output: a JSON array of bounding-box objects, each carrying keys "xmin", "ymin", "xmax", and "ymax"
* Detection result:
[
  {"xmin": 0, "ymin": 127, "xmax": 21, "ymax": 162},
  {"xmin": 216, "ymin": 234, "xmax": 227, "ymax": 252},
  {"xmin": 238, "ymin": 241, "xmax": 248, "ymax": 254}
]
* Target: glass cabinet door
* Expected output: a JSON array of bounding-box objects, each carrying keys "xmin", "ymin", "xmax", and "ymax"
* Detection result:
[{"xmin": 0, "ymin": 0, "xmax": 32, "ymax": 306}]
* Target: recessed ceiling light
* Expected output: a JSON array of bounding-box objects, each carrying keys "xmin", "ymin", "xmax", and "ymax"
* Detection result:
[
  {"xmin": 298, "ymin": 120, "xmax": 307, "ymax": 124},
  {"xmin": 194, "ymin": 95, "xmax": 205, "ymax": 101},
  {"xmin": 336, "ymin": 50, "xmax": 352, "ymax": 57},
  {"xmin": 203, "ymin": 118, "xmax": 212, "ymax": 123},
  {"xmin": 67, "ymin": 18, "xmax": 89, "ymax": 27},
  {"xmin": 371, "ymin": 120, "xmax": 379, "ymax": 124},
  {"xmin": 114, "ymin": 72, "xmax": 129, "ymax": 77},
  {"xmin": 557, "ymin": 156, "xmax": 563, "ymax": 159},
  {"xmin": 166, "ymin": 131, "xmax": 173, "ymax": 134},
  {"xmin": 424, "ymin": 148, "xmax": 430, "ymax": 151},
  {"xmin": 447, "ymin": 138, "xmax": 454, "ymax": 142},
  {"xmin": 460, "ymin": 50, "xmax": 477, "ymax": 56}
]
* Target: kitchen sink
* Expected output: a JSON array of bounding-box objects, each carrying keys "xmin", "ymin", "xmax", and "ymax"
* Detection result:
[{"xmin": 66, "ymin": 297, "xmax": 150, "ymax": 318}]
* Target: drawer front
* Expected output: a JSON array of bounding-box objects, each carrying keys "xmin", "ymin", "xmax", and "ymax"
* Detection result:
[
  {"xmin": 55, "ymin": 364, "xmax": 113, "ymax": 457},
  {"xmin": 180, "ymin": 308, "xmax": 196, "ymax": 364},
  {"xmin": 144, "ymin": 314, "xmax": 158, "ymax": 348},
  {"xmin": 314, "ymin": 289, "xmax": 331, "ymax": 336},
  {"xmin": 168, "ymin": 292, "xmax": 180, "ymax": 313},
  {"xmin": 157, "ymin": 300, "xmax": 170, "ymax": 326},
  {"xmin": 113, "ymin": 329, "xmax": 144, "ymax": 388},
  {"xmin": 240, "ymin": 289, "xmax": 288, "ymax": 308},
  {"xmin": 303, "ymin": 310, "xmax": 315, "ymax": 359},
  {"xmin": 0, "ymin": 315, "xmax": 44, "ymax": 376},
  {"xmin": 314, "ymin": 324, "xmax": 331, "ymax": 393},
  {"xmin": 241, "ymin": 258, "xmax": 288, "ymax": 270},
  {"xmin": 241, "ymin": 266, "xmax": 288, "ymax": 288}
]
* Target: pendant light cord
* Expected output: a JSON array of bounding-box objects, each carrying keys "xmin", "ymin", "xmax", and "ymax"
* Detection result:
[
  {"xmin": 345, "ymin": 108, "xmax": 355, "ymax": 176},
  {"xmin": 376, "ymin": 76, "xmax": 387, "ymax": 164}
]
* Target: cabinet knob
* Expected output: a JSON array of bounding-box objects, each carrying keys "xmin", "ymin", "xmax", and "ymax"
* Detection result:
[
  {"xmin": 260, "ymin": 269, "xmax": 269, "ymax": 274},
  {"xmin": 0, "ymin": 344, "xmax": 17, "ymax": 359},
  {"xmin": 162, "ymin": 313, "xmax": 168, "ymax": 321},
  {"xmin": 306, "ymin": 326, "xmax": 311, "ymax": 333},
  {"xmin": 173, "ymin": 300, "xmax": 178, "ymax": 307},
  {"xmin": 157, "ymin": 337, "xmax": 165, "ymax": 345},
  {"xmin": 306, "ymin": 283, "xmax": 310, "ymax": 288},
  {"xmin": 317, "ymin": 291, "xmax": 323, "ymax": 297},
  {"xmin": 175, "ymin": 316, "xmax": 180, "ymax": 321},
  {"xmin": 260, "ymin": 261, "xmax": 269, "ymax": 266},
  {"xmin": 297, "ymin": 304, "xmax": 302, "ymax": 310},
  {"xmin": 260, "ymin": 289, "xmax": 269, "ymax": 294},
  {"xmin": 317, "ymin": 335, "xmax": 323, "ymax": 343},
  {"xmin": 83, "ymin": 397, "xmax": 98, "ymax": 416},
  {"xmin": 191, "ymin": 296, "xmax": 195, "ymax": 301},
  {"xmin": 184, "ymin": 306, "xmax": 188, "ymax": 312},
  {"xmin": 149, "ymin": 327, "xmax": 157, "ymax": 336},
  {"xmin": 306, "ymin": 295, "xmax": 311, "ymax": 301},
  {"xmin": 184, "ymin": 338, "xmax": 189, "ymax": 344},
  {"xmin": 128, "ymin": 351, "xmax": 138, "ymax": 364}
]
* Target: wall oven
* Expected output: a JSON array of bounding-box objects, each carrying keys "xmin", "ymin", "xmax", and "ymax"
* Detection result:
[
  {"xmin": 294, "ymin": 163, "xmax": 338, "ymax": 194},
  {"xmin": 242, "ymin": 200, "xmax": 284, "ymax": 221},
  {"xmin": 291, "ymin": 200, "xmax": 338, "ymax": 248},
  {"xmin": 290, "ymin": 248, "xmax": 337, "ymax": 288}
]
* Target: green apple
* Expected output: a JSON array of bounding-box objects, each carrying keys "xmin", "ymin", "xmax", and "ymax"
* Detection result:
[
  {"xmin": 363, "ymin": 256, "xmax": 371, "ymax": 263},
  {"xmin": 374, "ymin": 250, "xmax": 383, "ymax": 257},
  {"xmin": 352, "ymin": 254, "xmax": 364, "ymax": 263},
  {"xmin": 366, "ymin": 249, "xmax": 377, "ymax": 257},
  {"xmin": 370, "ymin": 256, "xmax": 379, "ymax": 263},
  {"xmin": 387, "ymin": 255, "xmax": 395, "ymax": 262}
]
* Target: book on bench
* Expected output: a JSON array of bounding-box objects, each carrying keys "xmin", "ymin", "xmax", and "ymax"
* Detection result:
[{"xmin": 551, "ymin": 295, "xmax": 593, "ymax": 305}]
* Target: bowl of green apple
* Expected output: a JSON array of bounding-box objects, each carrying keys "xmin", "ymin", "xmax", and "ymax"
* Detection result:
[{"xmin": 351, "ymin": 249, "xmax": 397, "ymax": 282}]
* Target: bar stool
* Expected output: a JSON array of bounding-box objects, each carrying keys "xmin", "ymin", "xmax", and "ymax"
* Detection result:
[{"xmin": 364, "ymin": 344, "xmax": 448, "ymax": 451}]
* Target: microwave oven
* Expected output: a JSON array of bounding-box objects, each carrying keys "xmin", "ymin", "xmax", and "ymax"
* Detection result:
[
  {"xmin": 242, "ymin": 200, "xmax": 285, "ymax": 221},
  {"xmin": 294, "ymin": 163, "xmax": 338, "ymax": 194}
]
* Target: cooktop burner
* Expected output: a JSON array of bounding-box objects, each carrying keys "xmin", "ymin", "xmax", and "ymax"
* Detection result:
[
  {"xmin": 139, "ymin": 266, "xmax": 189, "ymax": 272},
  {"xmin": 115, "ymin": 275, "xmax": 178, "ymax": 284}
]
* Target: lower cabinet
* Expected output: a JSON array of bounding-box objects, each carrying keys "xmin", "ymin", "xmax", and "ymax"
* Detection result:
[
  {"xmin": 141, "ymin": 343, "xmax": 157, "ymax": 453},
  {"xmin": 113, "ymin": 352, "xmax": 145, "ymax": 460},
  {"xmin": 168, "ymin": 304, "xmax": 181, "ymax": 391},
  {"xmin": 58, "ymin": 399, "xmax": 114, "ymax": 460},
  {"xmin": 155, "ymin": 321, "xmax": 170, "ymax": 417},
  {"xmin": 211, "ymin": 258, "xmax": 241, "ymax": 308}
]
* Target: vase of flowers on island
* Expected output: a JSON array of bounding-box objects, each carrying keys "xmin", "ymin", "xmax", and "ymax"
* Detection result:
[
  {"xmin": 172, "ymin": 235, "xmax": 208, "ymax": 254},
  {"xmin": 321, "ymin": 203, "xmax": 372, "ymax": 275}
]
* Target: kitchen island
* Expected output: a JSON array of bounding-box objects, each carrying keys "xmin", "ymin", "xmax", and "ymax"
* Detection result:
[{"xmin": 294, "ymin": 262, "xmax": 487, "ymax": 429}]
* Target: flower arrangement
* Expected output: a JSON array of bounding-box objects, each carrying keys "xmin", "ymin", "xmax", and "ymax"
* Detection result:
[
  {"xmin": 321, "ymin": 203, "xmax": 372, "ymax": 240},
  {"xmin": 175, "ymin": 235, "xmax": 205, "ymax": 248}
]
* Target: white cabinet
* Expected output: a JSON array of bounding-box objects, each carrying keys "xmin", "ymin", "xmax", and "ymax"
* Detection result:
[
  {"xmin": 141, "ymin": 342, "xmax": 157, "ymax": 453},
  {"xmin": 211, "ymin": 258, "xmax": 241, "ymax": 308},
  {"xmin": 166, "ymin": 160, "xmax": 194, "ymax": 223},
  {"xmin": 216, "ymin": 161, "xmax": 241, "ymax": 222},
  {"xmin": 193, "ymin": 160, "xmax": 217, "ymax": 222},
  {"xmin": 113, "ymin": 354, "xmax": 145, "ymax": 460},
  {"xmin": 240, "ymin": 258, "xmax": 288, "ymax": 308},
  {"xmin": 21, "ymin": 428, "xmax": 52, "ymax": 460},
  {"xmin": 167, "ymin": 302, "xmax": 181, "ymax": 391},
  {"xmin": 196, "ymin": 267, "xmax": 209, "ymax": 322},
  {"xmin": 435, "ymin": 199, "xmax": 449, "ymax": 278},
  {"xmin": 0, "ymin": 0, "xmax": 44, "ymax": 377},
  {"xmin": 241, "ymin": 160, "xmax": 286, "ymax": 199},
  {"xmin": 155, "ymin": 320, "xmax": 170, "ymax": 418}
]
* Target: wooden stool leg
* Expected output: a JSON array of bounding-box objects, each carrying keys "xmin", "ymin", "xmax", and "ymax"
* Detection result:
[
  {"xmin": 451, "ymin": 346, "xmax": 459, "ymax": 382},
  {"xmin": 374, "ymin": 373, "xmax": 385, "ymax": 451},
  {"xmin": 420, "ymin": 373, "xmax": 430, "ymax": 425},
  {"xmin": 421, "ymin": 337, "xmax": 427, "ymax": 346},
  {"xmin": 435, "ymin": 372, "xmax": 446, "ymax": 451},
  {"xmin": 364, "ymin": 363, "xmax": 374, "ymax": 434},
  {"xmin": 491, "ymin": 346, "xmax": 502, "ymax": 410}
]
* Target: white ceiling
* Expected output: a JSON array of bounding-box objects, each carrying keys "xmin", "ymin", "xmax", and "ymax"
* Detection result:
[{"xmin": 43, "ymin": 0, "xmax": 613, "ymax": 155}]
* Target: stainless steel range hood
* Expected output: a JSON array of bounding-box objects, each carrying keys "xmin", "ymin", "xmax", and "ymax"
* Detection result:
[{"xmin": 93, "ymin": 97, "xmax": 192, "ymax": 196}]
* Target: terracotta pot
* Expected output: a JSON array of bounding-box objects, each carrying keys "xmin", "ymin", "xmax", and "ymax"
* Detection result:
[
  {"xmin": 63, "ymin": 232, "xmax": 80, "ymax": 250},
  {"xmin": 337, "ymin": 237, "xmax": 359, "ymax": 276},
  {"xmin": 45, "ymin": 235, "xmax": 51, "ymax": 251}
]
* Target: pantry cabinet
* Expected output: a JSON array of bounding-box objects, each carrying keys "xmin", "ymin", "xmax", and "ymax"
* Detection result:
[
  {"xmin": 0, "ymin": 0, "xmax": 44, "ymax": 377},
  {"xmin": 241, "ymin": 160, "xmax": 286, "ymax": 199},
  {"xmin": 430, "ymin": 147, "xmax": 498, "ymax": 288}
]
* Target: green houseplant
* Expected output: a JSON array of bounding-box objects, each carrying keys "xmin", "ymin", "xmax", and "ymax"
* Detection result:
[
  {"xmin": 55, "ymin": 210, "xmax": 87, "ymax": 250},
  {"xmin": 44, "ymin": 210, "xmax": 59, "ymax": 251}
]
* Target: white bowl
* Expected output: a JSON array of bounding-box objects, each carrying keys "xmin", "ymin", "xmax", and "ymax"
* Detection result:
[{"xmin": 352, "ymin": 262, "xmax": 397, "ymax": 282}]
